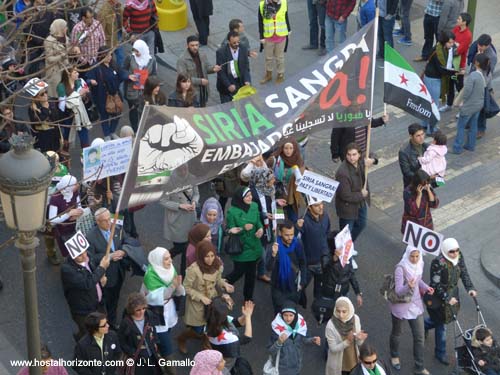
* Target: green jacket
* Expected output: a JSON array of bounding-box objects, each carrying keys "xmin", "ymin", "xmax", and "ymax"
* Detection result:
[{"xmin": 226, "ymin": 202, "xmax": 263, "ymax": 262}]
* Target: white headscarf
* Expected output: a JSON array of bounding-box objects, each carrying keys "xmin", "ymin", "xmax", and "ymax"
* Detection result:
[
  {"xmin": 132, "ymin": 39, "xmax": 152, "ymax": 69},
  {"xmin": 398, "ymin": 246, "xmax": 424, "ymax": 278},
  {"xmin": 56, "ymin": 175, "xmax": 77, "ymax": 202},
  {"xmin": 148, "ymin": 247, "xmax": 175, "ymax": 284},
  {"xmin": 441, "ymin": 238, "xmax": 460, "ymax": 266},
  {"xmin": 333, "ymin": 296, "xmax": 355, "ymax": 323}
]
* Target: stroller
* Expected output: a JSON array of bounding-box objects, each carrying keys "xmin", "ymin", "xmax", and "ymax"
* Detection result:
[{"xmin": 452, "ymin": 297, "xmax": 488, "ymax": 375}]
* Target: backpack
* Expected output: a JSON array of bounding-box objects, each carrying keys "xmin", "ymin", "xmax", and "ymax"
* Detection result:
[
  {"xmin": 380, "ymin": 266, "xmax": 413, "ymax": 304},
  {"xmin": 231, "ymin": 357, "xmax": 253, "ymax": 375}
]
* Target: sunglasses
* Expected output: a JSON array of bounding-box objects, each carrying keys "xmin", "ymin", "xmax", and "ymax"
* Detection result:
[
  {"xmin": 448, "ymin": 249, "xmax": 460, "ymax": 254},
  {"xmin": 363, "ymin": 358, "xmax": 377, "ymax": 365},
  {"xmin": 99, "ymin": 322, "xmax": 109, "ymax": 328}
]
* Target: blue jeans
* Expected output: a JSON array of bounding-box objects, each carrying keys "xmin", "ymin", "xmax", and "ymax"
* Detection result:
[
  {"xmin": 484, "ymin": 369, "xmax": 500, "ymax": 375},
  {"xmin": 339, "ymin": 202, "xmax": 367, "ymax": 242},
  {"xmin": 424, "ymin": 317, "xmax": 447, "ymax": 359},
  {"xmin": 307, "ymin": 0, "xmax": 326, "ymax": 48},
  {"xmin": 378, "ymin": 15, "xmax": 396, "ymax": 57},
  {"xmin": 399, "ymin": 0, "xmax": 413, "ymax": 40},
  {"xmin": 157, "ymin": 329, "xmax": 173, "ymax": 356},
  {"xmin": 453, "ymin": 111, "xmax": 480, "ymax": 153},
  {"xmin": 422, "ymin": 75, "xmax": 441, "ymax": 134},
  {"xmin": 61, "ymin": 121, "xmax": 90, "ymax": 147},
  {"xmin": 99, "ymin": 111, "xmax": 120, "ymax": 137},
  {"xmin": 477, "ymin": 110, "xmax": 487, "ymax": 132},
  {"xmin": 325, "ymin": 16, "xmax": 347, "ymax": 52}
]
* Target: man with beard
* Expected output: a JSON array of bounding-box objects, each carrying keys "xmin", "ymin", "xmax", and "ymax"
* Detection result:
[
  {"xmin": 176, "ymin": 35, "xmax": 221, "ymax": 107},
  {"xmin": 216, "ymin": 31, "xmax": 251, "ymax": 103}
]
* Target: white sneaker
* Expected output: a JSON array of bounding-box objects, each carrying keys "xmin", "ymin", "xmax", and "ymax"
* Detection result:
[
  {"xmin": 351, "ymin": 249, "xmax": 359, "ymax": 256},
  {"xmin": 351, "ymin": 258, "xmax": 358, "ymax": 270},
  {"xmin": 439, "ymin": 105, "xmax": 451, "ymax": 112}
]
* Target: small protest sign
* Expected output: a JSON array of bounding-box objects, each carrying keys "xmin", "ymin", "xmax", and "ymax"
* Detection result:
[
  {"xmin": 402, "ymin": 221, "xmax": 443, "ymax": 255},
  {"xmin": 296, "ymin": 170, "xmax": 339, "ymax": 203},
  {"xmin": 83, "ymin": 137, "xmax": 133, "ymax": 181},
  {"xmin": 65, "ymin": 230, "xmax": 90, "ymax": 259},
  {"xmin": 335, "ymin": 225, "xmax": 354, "ymax": 268}
]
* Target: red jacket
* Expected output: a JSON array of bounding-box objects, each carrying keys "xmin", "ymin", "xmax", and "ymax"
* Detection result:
[
  {"xmin": 452, "ymin": 25, "xmax": 472, "ymax": 69},
  {"xmin": 326, "ymin": 0, "xmax": 356, "ymax": 21}
]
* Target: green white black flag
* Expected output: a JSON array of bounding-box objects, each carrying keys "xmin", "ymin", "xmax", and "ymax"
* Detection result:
[{"xmin": 384, "ymin": 43, "xmax": 440, "ymax": 124}]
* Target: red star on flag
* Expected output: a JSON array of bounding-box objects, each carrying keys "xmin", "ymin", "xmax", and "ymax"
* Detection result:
[
  {"xmin": 275, "ymin": 324, "xmax": 286, "ymax": 333},
  {"xmin": 216, "ymin": 331, "xmax": 226, "ymax": 342},
  {"xmin": 399, "ymin": 73, "xmax": 409, "ymax": 86},
  {"xmin": 419, "ymin": 83, "xmax": 428, "ymax": 95},
  {"xmin": 300, "ymin": 317, "xmax": 306, "ymax": 327}
]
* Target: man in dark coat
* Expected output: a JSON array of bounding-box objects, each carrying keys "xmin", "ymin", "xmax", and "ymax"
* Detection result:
[
  {"xmin": 189, "ymin": 0, "xmax": 213, "ymax": 45},
  {"xmin": 74, "ymin": 312, "xmax": 122, "ymax": 375},
  {"xmin": 216, "ymin": 31, "xmax": 251, "ymax": 104},
  {"xmin": 398, "ymin": 123, "xmax": 429, "ymax": 188},
  {"xmin": 335, "ymin": 142, "xmax": 372, "ymax": 244},
  {"xmin": 61, "ymin": 250, "xmax": 110, "ymax": 341},
  {"xmin": 86, "ymin": 207, "xmax": 129, "ymax": 328}
]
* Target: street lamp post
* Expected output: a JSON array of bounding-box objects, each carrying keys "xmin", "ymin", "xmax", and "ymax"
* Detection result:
[{"xmin": 0, "ymin": 135, "xmax": 55, "ymax": 375}]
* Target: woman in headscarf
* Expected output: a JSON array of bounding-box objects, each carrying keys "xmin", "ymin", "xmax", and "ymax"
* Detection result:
[
  {"xmin": 200, "ymin": 197, "xmax": 224, "ymax": 254},
  {"xmin": 190, "ymin": 350, "xmax": 225, "ymax": 375},
  {"xmin": 179, "ymin": 240, "xmax": 234, "ymax": 354},
  {"xmin": 425, "ymin": 238, "xmax": 477, "ymax": 366},
  {"xmin": 48, "ymin": 175, "xmax": 83, "ymax": 258},
  {"xmin": 186, "ymin": 223, "xmax": 212, "ymax": 267},
  {"xmin": 44, "ymin": 19, "xmax": 71, "ymax": 98},
  {"xmin": 270, "ymin": 139, "xmax": 305, "ymax": 222},
  {"xmin": 267, "ymin": 301, "xmax": 321, "ymax": 375},
  {"xmin": 141, "ymin": 247, "xmax": 184, "ymax": 373},
  {"xmin": 325, "ymin": 297, "xmax": 368, "ymax": 375},
  {"xmin": 124, "ymin": 39, "xmax": 157, "ymax": 132},
  {"xmin": 225, "ymin": 187, "xmax": 264, "ymax": 302},
  {"xmin": 241, "ymin": 155, "xmax": 281, "ymax": 282},
  {"xmin": 388, "ymin": 247, "xmax": 434, "ymax": 374}
]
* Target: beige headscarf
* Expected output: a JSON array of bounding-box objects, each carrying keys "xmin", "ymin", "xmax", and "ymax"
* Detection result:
[{"xmin": 50, "ymin": 19, "xmax": 67, "ymax": 38}]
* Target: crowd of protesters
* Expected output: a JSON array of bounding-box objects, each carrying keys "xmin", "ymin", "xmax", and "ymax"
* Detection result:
[{"xmin": 0, "ymin": 0, "xmax": 498, "ymax": 374}]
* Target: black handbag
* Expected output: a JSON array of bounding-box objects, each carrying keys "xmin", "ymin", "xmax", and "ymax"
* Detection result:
[
  {"xmin": 224, "ymin": 233, "xmax": 243, "ymax": 256},
  {"xmin": 311, "ymin": 296, "xmax": 336, "ymax": 324},
  {"xmin": 483, "ymin": 88, "xmax": 500, "ymax": 119},
  {"xmin": 423, "ymin": 293, "xmax": 442, "ymax": 310}
]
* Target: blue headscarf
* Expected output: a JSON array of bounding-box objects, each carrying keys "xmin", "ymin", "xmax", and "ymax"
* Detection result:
[{"xmin": 277, "ymin": 236, "xmax": 298, "ymax": 292}]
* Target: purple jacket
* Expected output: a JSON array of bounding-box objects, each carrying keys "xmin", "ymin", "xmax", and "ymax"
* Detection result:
[{"xmin": 389, "ymin": 265, "xmax": 430, "ymax": 320}]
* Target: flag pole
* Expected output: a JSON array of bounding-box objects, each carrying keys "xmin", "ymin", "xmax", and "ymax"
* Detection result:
[{"xmin": 364, "ymin": 8, "xmax": 379, "ymax": 187}]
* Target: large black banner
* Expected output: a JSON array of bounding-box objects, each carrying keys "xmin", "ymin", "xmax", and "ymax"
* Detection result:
[{"xmin": 118, "ymin": 21, "xmax": 376, "ymax": 210}]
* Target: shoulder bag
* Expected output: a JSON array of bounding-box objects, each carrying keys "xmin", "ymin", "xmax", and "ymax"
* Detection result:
[
  {"xmin": 380, "ymin": 265, "xmax": 414, "ymax": 304},
  {"xmin": 117, "ymin": 319, "xmax": 149, "ymax": 375},
  {"xmin": 224, "ymin": 233, "xmax": 243, "ymax": 256},
  {"xmin": 263, "ymin": 348, "xmax": 280, "ymax": 375}
]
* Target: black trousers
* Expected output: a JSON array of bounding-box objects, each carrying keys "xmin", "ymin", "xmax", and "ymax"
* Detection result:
[
  {"xmin": 193, "ymin": 16, "xmax": 210, "ymax": 45},
  {"xmin": 103, "ymin": 282, "xmax": 123, "ymax": 327},
  {"xmin": 226, "ymin": 260, "xmax": 258, "ymax": 301},
  {"xmin": 171, "ymin": 241, "xmax": 188, "ymax": 277},
  {"xmin": 446, "ymin": 74, "xmax": 464, "ymax": 106},
  {"xmin": 421, "ymin": 14, "xmax": 439, "ymax": 59}
]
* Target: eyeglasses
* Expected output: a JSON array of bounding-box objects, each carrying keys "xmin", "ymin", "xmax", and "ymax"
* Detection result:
[
  {"xmin": 99, "ymin": 322, "xmax": 109, "ymax": 328},
  {"xmin": 363, "ymin": 358, "xmax": 378, "ymax": 365},
  {"xmin": 134, "ymin": 307, "xmax": 146, "ymax": 313},
  {"xmin": 448, "ymin": 249, "xmax": 460, "ymax": 254}
]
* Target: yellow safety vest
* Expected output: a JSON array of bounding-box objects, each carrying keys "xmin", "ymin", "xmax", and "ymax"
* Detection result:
[{"xmin": 260, "ymin": 0, "xmax": 289, "ymax": 38}]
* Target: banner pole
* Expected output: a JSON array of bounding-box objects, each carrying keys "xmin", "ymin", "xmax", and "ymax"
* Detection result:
[
  {"xmin": 365, "ymin": 9, "xmax": 379, "ymax": 188},
  {"xmin": 106, "ymin": 177, "xmax": 111, "ymax": 205}
]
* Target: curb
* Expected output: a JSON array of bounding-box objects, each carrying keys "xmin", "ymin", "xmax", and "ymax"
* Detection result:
[{"xmin": 480, "ymin": 247, "xmax": 500, "ymax": 289}]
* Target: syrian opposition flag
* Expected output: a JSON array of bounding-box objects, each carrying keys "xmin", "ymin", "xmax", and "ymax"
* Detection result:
[{"xmin": 384, "ymin": 43, "xmax": 440, "ymax": 124}]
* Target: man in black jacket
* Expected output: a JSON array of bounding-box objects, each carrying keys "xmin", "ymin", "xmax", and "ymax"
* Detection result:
[
  {"xmin": 398, "ymin": 123, "xmax": 429, "ymax": 188},
  {"xmin": 74, "ymin": 312, "xmax": 122, "ymax": 375},
  {"xmin": 216, "ymin": 31, "xmax": 251, "ymax": 103},
  {"xmin": 86, "ymin": 207, "xmax": 129, "ymax": 328},
  {"xmin": 61, "ymin": 250, "xmax": 110, "ymax": 341}
]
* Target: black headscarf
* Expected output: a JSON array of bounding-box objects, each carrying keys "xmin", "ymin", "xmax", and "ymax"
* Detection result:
[{"xmin": 231, "ymin": 186, "xmax": 251, "ymax": 213}]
